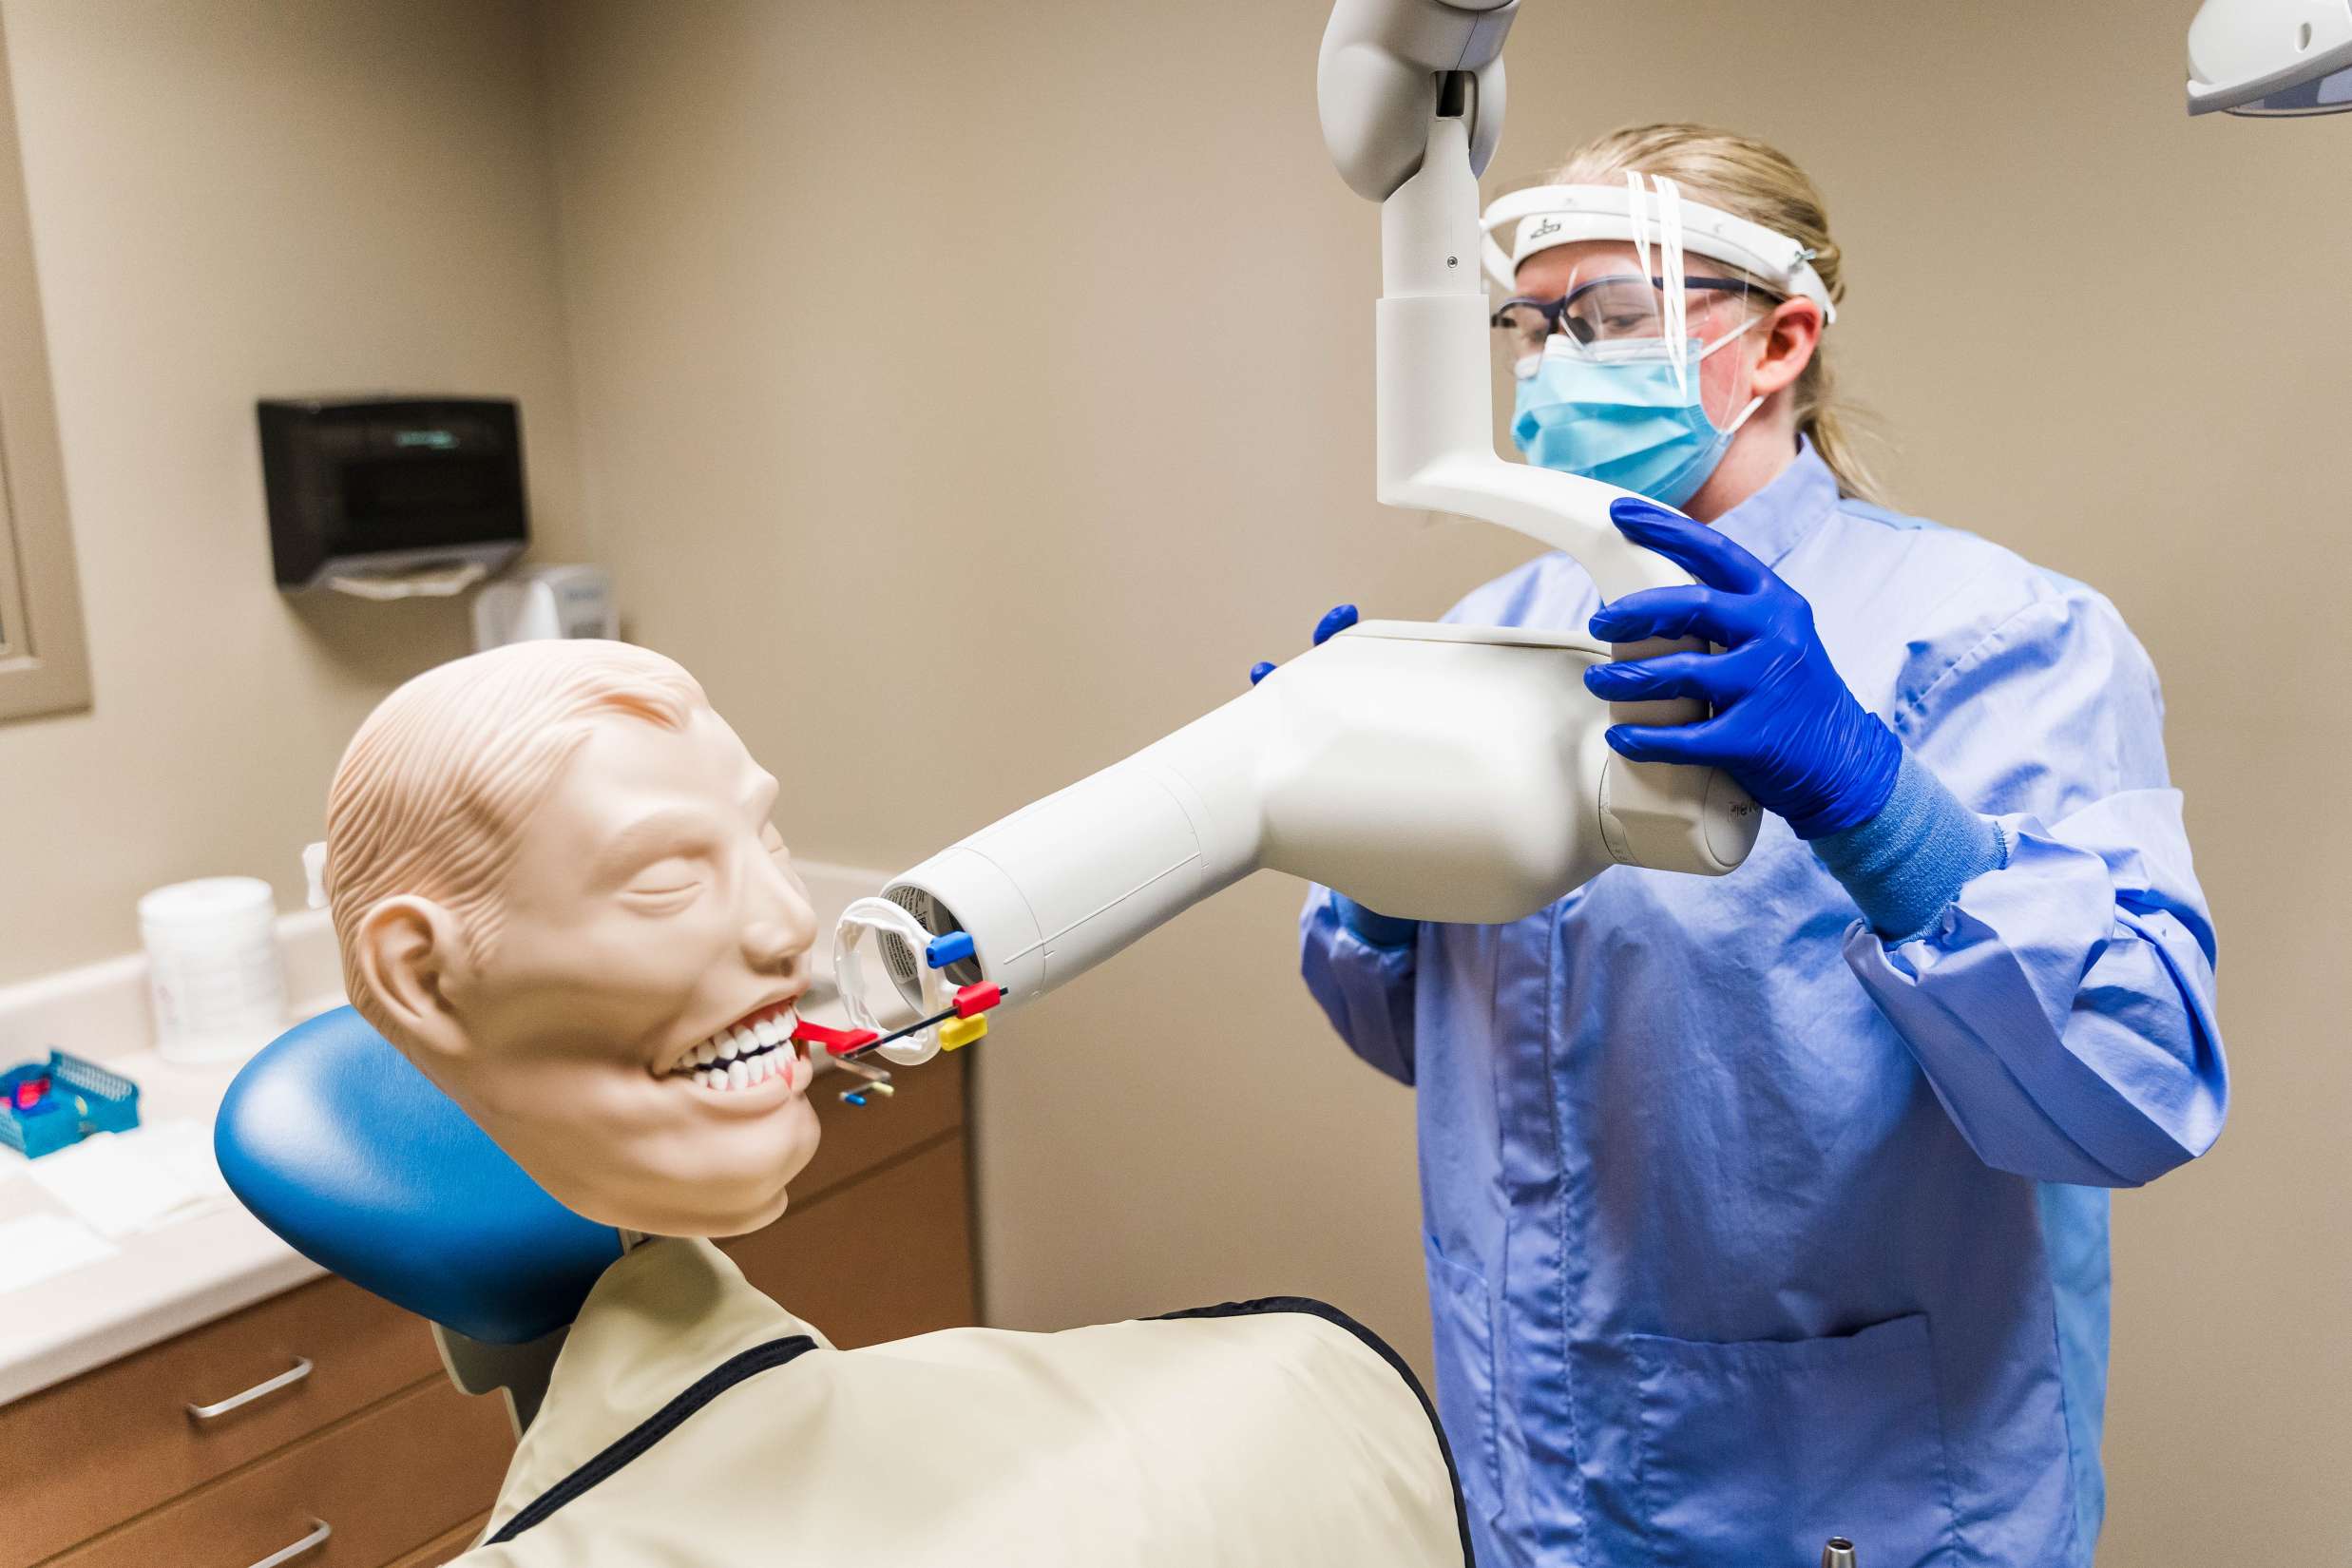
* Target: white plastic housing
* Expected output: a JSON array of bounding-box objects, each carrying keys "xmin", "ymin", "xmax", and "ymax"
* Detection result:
[
  {"xmin": 875, "ymin": 622, "xmax": 1760, "ymax": 1012},
  {"xmin": 1316, "ymin": 0, "xmax": 1517, "ymax": 201},
  {"xmin": 2187, "ymin": 0, "xmax": 2352, "ymax": 114}
]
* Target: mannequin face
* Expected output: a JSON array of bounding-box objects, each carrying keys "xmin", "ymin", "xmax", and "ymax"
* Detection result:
[{"xmin": 357, "ymin": 701, "xmax": 824, "ymax": 1237}]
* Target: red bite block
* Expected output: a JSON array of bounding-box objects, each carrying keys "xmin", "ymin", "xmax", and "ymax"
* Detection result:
[
  {"xmin": 790, "ymin": 1019, "xmax": 882, "ymax": 1057},
  {"xmin": 952, "ymin": 983, "xmax": 1004, "ymax": 1019}
]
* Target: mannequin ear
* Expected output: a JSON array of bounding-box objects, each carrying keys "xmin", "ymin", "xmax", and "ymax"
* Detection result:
[
  {"xmin": 1750, "ymin": 296, "xmax": 1824, "ymax": 400},
  {"xmin": 353, "ymin": 895, "xmax": 473, "ymax": 1062}
]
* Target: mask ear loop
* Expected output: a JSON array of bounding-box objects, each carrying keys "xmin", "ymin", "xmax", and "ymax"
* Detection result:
[{"xmin": 1693, "ymin": 312, "xmax": 1767, "ymax": 436}]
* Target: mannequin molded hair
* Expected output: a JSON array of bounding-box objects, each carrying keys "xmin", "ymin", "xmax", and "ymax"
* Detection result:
[{"xmin": 325, "ymin": 640, "xmax": 707, "ymax": 1048}]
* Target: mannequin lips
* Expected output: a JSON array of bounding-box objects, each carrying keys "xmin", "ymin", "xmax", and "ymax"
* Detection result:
[{"xmin": 660, "ymin": 997, "xmax": 814, "ymax": 1101}]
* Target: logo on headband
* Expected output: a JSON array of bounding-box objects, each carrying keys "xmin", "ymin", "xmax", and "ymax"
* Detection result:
[{"xmin": 1529, "ymin": 217, "xmax": 1561, "ymax": 240}]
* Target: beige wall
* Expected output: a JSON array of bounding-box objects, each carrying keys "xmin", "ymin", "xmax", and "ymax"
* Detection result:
[
  {"xmin": 0, "ymin": 0, "xmax": 2334, "ymax": 1558},
  {"xmin": 542, "ymin": 3, "xmax": 2350, "ymax": 1558},
  {"xmin": 0, "ymin": 0, "xmax": 585, "ymax": 982}
]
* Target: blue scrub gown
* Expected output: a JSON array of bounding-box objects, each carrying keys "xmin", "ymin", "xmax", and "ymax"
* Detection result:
[{"xmin": 1300, "ymin": 443, "xmax": 2228, "ymax": 1568}]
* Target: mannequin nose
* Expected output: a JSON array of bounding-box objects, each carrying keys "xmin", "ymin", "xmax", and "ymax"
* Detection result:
[
  {"xmin": 741, "ymin": 863, "xmax": 817, "ymax": 973},
  {"xmin": 740, "ymin": 920, "xmax": 804, "ymax": 974}
]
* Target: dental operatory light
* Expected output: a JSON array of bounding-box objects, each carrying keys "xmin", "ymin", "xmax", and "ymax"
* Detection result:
[{"xmin": 2187, "ymin": 0, "xmax": 2352, "ymax": 115}]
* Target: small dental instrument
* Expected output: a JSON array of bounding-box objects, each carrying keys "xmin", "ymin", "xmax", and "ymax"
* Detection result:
[
  {"xmin": 1822, "ymin": 1539, "xmax": 1858, "ymax": 1568},
  {"xmin": 828, "ymin": 1051, "xmax": 897, "ymax": 1108}
]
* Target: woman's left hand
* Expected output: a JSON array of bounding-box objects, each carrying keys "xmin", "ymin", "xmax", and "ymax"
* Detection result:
[{"xmin": 1584, "ymin": 496, "xmax": 1903, "ymax": 840}]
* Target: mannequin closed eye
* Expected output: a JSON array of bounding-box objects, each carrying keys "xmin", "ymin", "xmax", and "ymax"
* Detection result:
[
  {"xmin": 592, "ymin": 805, "xmax": 723, "ymax": 884},
  {"xmin": 623, "ymin": 857, "xmax": 706, "ymax": 903}
]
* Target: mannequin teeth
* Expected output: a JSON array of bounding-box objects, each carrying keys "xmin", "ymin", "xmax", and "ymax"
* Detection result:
[{"xmin": 672, "ymin": 1002, "xmax": 810, "ymax": 1085}]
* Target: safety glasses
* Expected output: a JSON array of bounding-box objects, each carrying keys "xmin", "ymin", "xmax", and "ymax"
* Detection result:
[{"xmin": 1492, "ymin": 276, "xmax": 1771, "ymax": 376}]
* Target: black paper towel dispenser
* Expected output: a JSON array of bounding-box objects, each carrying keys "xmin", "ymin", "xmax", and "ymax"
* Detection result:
[{"xmin": 259, "ymin": 396, "xmax": 527, "ymax": 593}]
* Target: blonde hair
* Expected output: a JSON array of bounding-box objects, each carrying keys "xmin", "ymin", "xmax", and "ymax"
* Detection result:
[
  {"xmin": 1547, "ymin": 123, "xmax": 1890, "ymax": 507},
  {"xmin": 324, "ymin": 640, "xmax": 706, "ymax": 1041}
]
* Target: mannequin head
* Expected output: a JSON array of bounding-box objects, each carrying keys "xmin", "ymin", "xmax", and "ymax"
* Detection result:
[{"xmin": 325, "ymin": 641, "xmax": 821, "ymax": 1237}]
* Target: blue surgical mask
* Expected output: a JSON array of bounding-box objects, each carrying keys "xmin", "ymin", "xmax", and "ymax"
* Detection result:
[{"xmin": 1510, "ymin": 322, "xmax": 1763, "ymax": 509}]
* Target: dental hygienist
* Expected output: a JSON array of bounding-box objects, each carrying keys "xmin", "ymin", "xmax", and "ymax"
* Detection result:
[{"xmin": 1296, "ymin": 124, "xmax": 2228, "ymax": 1567}]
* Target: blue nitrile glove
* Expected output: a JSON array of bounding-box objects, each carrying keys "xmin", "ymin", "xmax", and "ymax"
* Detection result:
[
  {"xmin": 1251, "ymin": 603, "xmax": 1417, "ymax": 950},
  {"xmin": 1249, "ymin": 602, "xmax": 1360, "ymax": 686},
  {"xmin": 1583, "ymin": 496, "xmax": 1903, "ymax": 840}
]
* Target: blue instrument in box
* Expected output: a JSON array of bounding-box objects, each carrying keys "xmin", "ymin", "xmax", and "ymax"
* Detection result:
[{"xmin": 1, "ymin": 1051, "xmax": 141, "ymax": 1159}]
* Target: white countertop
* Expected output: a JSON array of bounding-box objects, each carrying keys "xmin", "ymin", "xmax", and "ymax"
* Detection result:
[
  {"xmin": 0, "ymin": 862, "xmax": 889, "ymax": 1406},
  {"xmin": 0, "ymin": 1048, "xmax": 326, "ymax": 1405}
]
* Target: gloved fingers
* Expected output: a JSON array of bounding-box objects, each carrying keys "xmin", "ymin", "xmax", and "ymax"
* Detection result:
[
  {"xmin": 1609, "ymin": 496, "xmax": 1770, "ymax": 594},
  {"xmin": 1582, "ymin": 648, "xmax": 1748, "ymax": 705},
  {"xmin": 1312, "ymin": 603, "xmax": 1361, "ymax": 645},
  {"xmin": 1602, "ymin": 712, "xmax": 1742, "ymax": 767},
  {"xmin": 1589, "ymin": 584, "xmax": 1748, "ymax": 646},
  {"xmin": 1253, "ymin": 602, "xmax": 1358, "ymax": 687}
]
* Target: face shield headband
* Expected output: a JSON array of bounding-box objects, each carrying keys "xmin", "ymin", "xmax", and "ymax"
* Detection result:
[{"xmin": 1481, "ymin": 174, "xmax": 1839, "ymax": 329}]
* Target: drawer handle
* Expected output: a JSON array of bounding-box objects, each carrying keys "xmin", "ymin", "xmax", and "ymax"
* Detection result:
[
  {"xmin": 246, "ymin": 1519, "xmax": 331, "ymax": 1568},
  {"xmin": 186, "ymin": 1356, "xmax": 314, "ymax": 1422}
]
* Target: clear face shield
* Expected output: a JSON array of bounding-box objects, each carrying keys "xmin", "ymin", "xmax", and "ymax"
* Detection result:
[
  {"xmin": 1478, "ymin": 173, "xmax": 1837, "ymax": 507},
  {"xmin": 1482, "ymin": 171, "xmax": 1836, "ymax": 381},
  {"xmin": 1490, "ymin": 261, "xmax": 1764, "ymax": 411}
]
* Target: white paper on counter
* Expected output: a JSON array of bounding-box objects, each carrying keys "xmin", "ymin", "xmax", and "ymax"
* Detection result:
[
  {"xmin": 22, "ymin": 1120, "xmax": 233, "ymax": 1239},
  {"xmin": 0, "ymin": 1213, "xmax": 120, "ymax": 1294}
]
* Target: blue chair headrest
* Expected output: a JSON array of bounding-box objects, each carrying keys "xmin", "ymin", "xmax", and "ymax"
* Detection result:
[{"xmin": 216, "ymin": 1006, "xmax": 621, "ymax": 1344}]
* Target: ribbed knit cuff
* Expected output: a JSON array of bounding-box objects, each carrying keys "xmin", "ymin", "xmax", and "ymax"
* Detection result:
[{"xmin": 1810, "ymin": 750, "xmax": 2006, "ymax": 942}]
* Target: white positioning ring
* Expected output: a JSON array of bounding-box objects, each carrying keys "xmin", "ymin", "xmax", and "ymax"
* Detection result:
[{"xmin": 832, "ymin": 896, "xmax": 950, "ymax": 1066}]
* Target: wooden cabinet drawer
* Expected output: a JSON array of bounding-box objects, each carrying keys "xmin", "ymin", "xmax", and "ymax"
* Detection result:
[
  {"xmin": 723, "ymin": 1133, "xmax": 976, "ymax": 1348},
  {"xmin": 382, "ymin": 1511, "xmax": 488, "ymax": 1568},
  {"xmin": 791, "ymin": 1049, "xmax": 966, "ymax": 1208},
  {"xmin": 1, "ymin": 1276, "xmax": 444, "ymax": 1567},
  {"xmin": 45, "ymin": 1375, "xmax": 509, "ymax": 1568}
]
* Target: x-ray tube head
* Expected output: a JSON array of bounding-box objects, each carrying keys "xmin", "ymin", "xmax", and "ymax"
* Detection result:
[{"xmin": 867, "ymin": 623, "xmax": 1758, "ymax": 1020}]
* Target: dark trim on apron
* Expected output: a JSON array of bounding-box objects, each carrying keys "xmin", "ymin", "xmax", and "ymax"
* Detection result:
[
  {"xmin": 1153, "ymin": 1294, "xmax": 1478, "ymax": 1567},
  {"xmin": 484, "ymin": 1334, "xmax": 820, "ymax": 1546},
  {"xmin": 488, "ymin": 1298, "xmax": 1472, "ymax": 1564}
]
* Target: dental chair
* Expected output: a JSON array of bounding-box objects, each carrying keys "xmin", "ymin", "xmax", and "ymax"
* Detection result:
[{"xmin": 214, "ymin": 1006, "xmax": 625, "ymax": 1435}]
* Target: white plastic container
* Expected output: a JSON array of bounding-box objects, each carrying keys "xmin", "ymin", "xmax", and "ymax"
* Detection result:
[{"xmin": 138, "ymin": 877, "xmax": 287, "ymax": 1063}]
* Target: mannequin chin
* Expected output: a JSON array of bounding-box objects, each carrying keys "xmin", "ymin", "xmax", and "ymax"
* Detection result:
[{"xmin": 326, "ymin": 641, "xmax": 825, "ymax": 1237}]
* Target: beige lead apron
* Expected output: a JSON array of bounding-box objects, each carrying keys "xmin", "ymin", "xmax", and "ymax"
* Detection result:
[{"xmin": 455, "ymin": 1237, "xmax": 1470, "ymax": 1566}]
